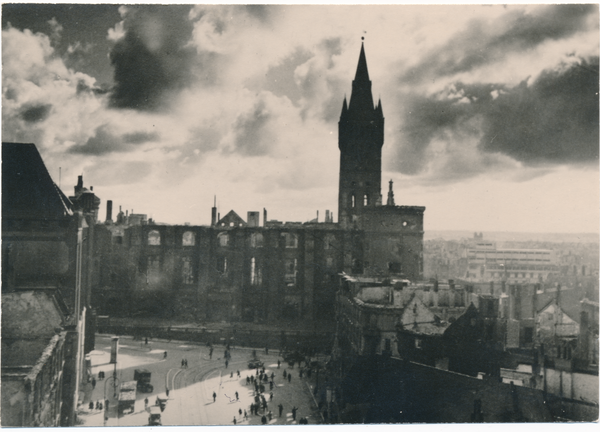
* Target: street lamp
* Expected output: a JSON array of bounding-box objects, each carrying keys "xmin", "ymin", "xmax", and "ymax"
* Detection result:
[{"xmin": 104, "ymin": 373, "xmax": 119, "ymax": 426}]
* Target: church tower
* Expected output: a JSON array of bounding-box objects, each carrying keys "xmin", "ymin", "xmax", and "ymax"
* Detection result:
[{"xmin": 338, "ymin": 42, "xmax": 384, "ymax": 228}]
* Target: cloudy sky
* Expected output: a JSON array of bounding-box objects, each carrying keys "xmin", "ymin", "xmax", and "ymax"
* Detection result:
[{"xmin": 2, "ymin": 3, "xmax": 598, "ymax": 233}]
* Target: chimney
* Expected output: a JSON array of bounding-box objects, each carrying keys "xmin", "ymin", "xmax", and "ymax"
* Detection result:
[
  {"xmin": 316, "ymin": 210, "xmax": 319, "ymax": 223},
  {"xmin": 106, "ymin": 200, "xmax": 113, "ymax": 222},
  {"xmin": 75, "ymin": 175, "xmax": 83, "ymax": 195},
  {"xmin": 325, "ymin": 210, "xmax": 330, "ymax": 223},
  {"xmin": 211, "ymin": 196, "xmax": 217, "ymax": 226},
  {"xmin": 248, "ymin": 211, "xmax": 259, "ymax": 227},
  {"xmin": 90, "ymin": 186, "xmax": 93, "ymax": 191},
  {"xmin": 263, "ymin": 208, "xmax": 267, "ymax": 227}
]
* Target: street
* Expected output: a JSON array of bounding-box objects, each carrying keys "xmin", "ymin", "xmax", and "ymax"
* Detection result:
[{"xmin": 78, "ymin": 334, "xmax": 321, "ymax": 426}]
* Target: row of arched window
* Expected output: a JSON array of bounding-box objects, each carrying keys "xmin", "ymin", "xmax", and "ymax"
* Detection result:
[{"xmin": 147, "ymin": 230, "xmax": 338, "ymax": 250}]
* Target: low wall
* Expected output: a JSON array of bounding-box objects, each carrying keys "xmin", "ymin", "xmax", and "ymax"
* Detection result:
[
  {"xmin": 97, "ymin": 324, "xmax": 334, "ymax": 354},
  {"xmin": 340, "ymin": 356, "xmax": 598, "ymax": 423}
]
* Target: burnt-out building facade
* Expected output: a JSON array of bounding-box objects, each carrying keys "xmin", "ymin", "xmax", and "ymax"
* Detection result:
[
  {"xmin": 96, "ymin": 221, "xmax": 346, "ymax": 323},
  {"xmin": 94, "ymin": 43, "xmax": 425, "ymax": 325}
]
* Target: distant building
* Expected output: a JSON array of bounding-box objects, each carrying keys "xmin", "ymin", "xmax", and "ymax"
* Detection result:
[{"xmin": 464, "ymin": 234, "xmax": 558, "ymax": 283}]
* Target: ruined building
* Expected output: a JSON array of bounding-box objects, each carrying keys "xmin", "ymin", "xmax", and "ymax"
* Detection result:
[
  {"xmin": 94, "ymin": 43, "xmax": 426, "ymax": 324},
  {"xmin": 2, "ymin": 143, "xmax": 99, "ymax": 426}
]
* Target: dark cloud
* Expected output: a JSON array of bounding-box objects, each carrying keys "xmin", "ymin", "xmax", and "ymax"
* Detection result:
[
  {"xmin": 69, "ymin": 125, "xmax": 159, "ymax": 155},
  {"xmin": 123, "ymin": 131, "xmax": 159, "ymax": 144},
  {"xmin": 231, "ymin": 99, "xmax": 273, "ymax": 156},
  {"xmin": 481, "ymin": 56, "xmax": 599, "ymax": 164},
  {"xmin": 402, "ymin": 4, "xmax": 596, "ymax": 84},
  {"xmin": 20, "ymin": 104, "xmax": 52, "ymax": 123},
  {"xmin": 392, "ymin": 56, "xmax": 599, "ymax": 177},
  {"xmin": 109, "ymin": 5, "xmax": 203, "ymax": 111},
  {"xmin": 244, "ymin": 5, "xmax": 272, "ymax": 23}
]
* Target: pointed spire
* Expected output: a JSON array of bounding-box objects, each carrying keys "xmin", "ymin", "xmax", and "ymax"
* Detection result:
[
  {"xmin": 348, "ymin": 41, "xmax": 375, "ymax": 115},
  {"xmin": 387, "ymin": 179, "xmax": 395, "ymax": 206},
  {"xmin": 341, "ymin": 96, "xmax": 348, "ymax": 117},
  {"xmin": 354, "ymin": 42, "xmax": 370, "ymax": 82},
  {"xmin": 376, "ymin": 98, "xmax": 383, "ymax": 117}
]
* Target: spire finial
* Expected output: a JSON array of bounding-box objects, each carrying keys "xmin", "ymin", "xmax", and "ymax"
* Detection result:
[{"xmin": 387, "ymin": 179, "xmax": 395, "ymax": 206}]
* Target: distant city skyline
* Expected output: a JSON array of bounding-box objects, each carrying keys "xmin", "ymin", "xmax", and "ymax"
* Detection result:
[{"xmin": 2, "ymin": 4, "xmax": 598, "ymax": 233}]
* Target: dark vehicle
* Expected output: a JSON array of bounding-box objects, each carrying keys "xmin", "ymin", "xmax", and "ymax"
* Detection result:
[
  {"xmin": 134, "ymin": 369, "xmax": 154, "ymax": 393},
  {"xmin": 283, "ymin": 351, "xmax": 304, "ymax": 364},
  {"xmin": 148, "ymin": 406, "xmax": 162, "ymax": 425},
  {"xmin": 248, "ymin": 359, "xmax": 264, "ymax": 369}
]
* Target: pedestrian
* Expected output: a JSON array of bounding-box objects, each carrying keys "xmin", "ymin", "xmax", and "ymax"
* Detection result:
[
  {"xmin": 144, "ymin": 398, "xmax": 149, "ymax": 409},
  {"xmin": 182, "ymin": 359, "xmax": 185, "ymax": 368},
  {"xmin": 269, "ymin": 381, "xmax": 273, "ymax": 391},
  {"xmin": 265, "ymin": 346, "xmax": 269, "ymax": 355},
  {"xmin": 209, "ymin": 347, "xmax": 213, "ymax": 359},
  {"xmin": 261, "ymin": 415, "xmax": 267, "ymax": 425},
  {"xmin": 292, "ymin": 406, "xmax": 297, "ymax": 421},
  {"xmin": 98, "ymin": 401, "xmax": 103, "ymax": 410},
  {"xmin": 271, "ymin": 372, "xmax": 275, "ymax": 380},
  {"xmin": 237, "ymin": 370, "xmax": 241, "ymax": 378},
  {"xmin": 225, "ymin": 359, "xmax": 229, "ymax": 368},
  {"xmin": 283, "ymin": 369, "xmax": 287, "ymax": 378},
  {"xmin": 269, "ymin": 391, "xmax": 273, "ymax": 401},
  {"xmin": 268, "ymin": 411, "xmax": 272, "ymax": 421},
  {"xmin": 89, "ymin": 401, "xmax": 94, "ymax": 410},
  {"xmin": 145, "ymin": 337, "xmax": 148, "ymax": 345},
  {"xmin": 246, "ymin": 376, "xmax": 250, "ymax": 385},
  {"xmin": 250, "ymin": 404, "xmax": 254, "ymax": 415},
  {"xmin": 288, "ymin": 373, "xmax": 291, "ymax": 383},
  {"xmin": 166, "ymin": 387, "xmax": 170, "ymax": 397},
  {"xmin": 277, "ymin": 359, "xmax": 280, "ymax": 369},
  {"xmin": 230, "ymin": 371, "xmax": 233, "ymax": 379},
  {"xmin": 244, "ymin": 410, "xmax": 248, "ymax": 420},
  {"xmin": 239, "ymin": 408, "xmax": 242, "ymax": 416},
  {"xmin": 251, "ymin": 375, "xmax": 255, "ymax": 384},
  {"xmin": 278, "ymin": 403, "xmax": 283, "ymax": 417},
  {"xmin": 213, "ymin": 391, "xmax": 216, "ymax": 402},
  {"xmin": 164, "ymin": 351, "xmax": 168, "ymax": 359},
  {"xmin": 235, "ymin": 391, "xmax": 239, "ymax": 401},
  {"xmin": 91, "ymin": 377, "xmax": 96, "ymax": 389},
  {"xmin": 233, "ymin": 416, "xmax": 237, "ymax": 425}
]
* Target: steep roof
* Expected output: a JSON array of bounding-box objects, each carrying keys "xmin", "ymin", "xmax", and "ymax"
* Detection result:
[
  {"xmin": 2, "ymin": 142, "xmax": 73, "ymax": 220},
  {"xmin": 217, "ymin": 210, "xmax": 247, "ymax": 227}
]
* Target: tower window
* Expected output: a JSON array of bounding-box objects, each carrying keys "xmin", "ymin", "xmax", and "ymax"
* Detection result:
[
  {"xmin": 351, "ymin": 194, "xmax": 356, "ymax": 208},
  {"xmin": 148, "ymin": 230, "xmax": 161, "ymax": 246},
  {"xmin": 364, "ymin": 194, "xmax": 369, "ymax": 206}
]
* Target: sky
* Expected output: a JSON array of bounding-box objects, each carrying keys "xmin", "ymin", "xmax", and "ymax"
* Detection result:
[{"xmin": 2, "ymin": 3, "xmax": 599, "ymax": 233}]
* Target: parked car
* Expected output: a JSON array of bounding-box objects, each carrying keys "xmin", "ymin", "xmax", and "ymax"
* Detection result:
[
  {"xmin": 248, "ymin": 359, "xmax": 264, "ymax": 369},
  {"xmin": 134, "ymin": 369, "xmax": 154, "ymax": 393}
]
